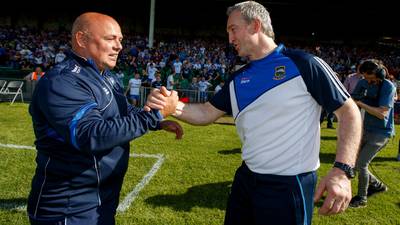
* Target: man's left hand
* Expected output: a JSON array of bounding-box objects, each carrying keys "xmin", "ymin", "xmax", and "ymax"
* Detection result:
[
  {"xmin": 313, "ymin": 168, "xmax": 352, "ymax": 215},
  {"xmin": 160, "ymin": 120, "xmax": 183, "ymax": 139}
]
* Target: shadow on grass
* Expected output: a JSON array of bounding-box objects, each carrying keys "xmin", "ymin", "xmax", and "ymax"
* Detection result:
[
  {"xmin": 0, "ymin": 198, "xmax": 26, "ymax": 210},
  {"xmin": 320, "ymin": 152, "xmax": 396, "ymax": 164},
  {"xmin": 321, "ymin": 136, "xmax": 337, "ymax": 141},
  {"xmin": 372, "ymin": 156, "xmax": 398, "ymax": 162},
  {"xmin": 218, "ymin": 148, "xmax": 241, "ymax": 155},
  {"xmin": 145, "ymin": 181, "xmax": 231, "ymax": 211},
  {"xmin": 319, "ymin": 153, "xmax": 336, "ymax": 164}
]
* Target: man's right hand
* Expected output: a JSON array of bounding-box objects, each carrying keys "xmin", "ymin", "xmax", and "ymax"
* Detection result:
[
  {"xmin": 144, "ymin": 86, "xmax": 179, "ymax": 117},
  {"xmin": 160, "ymin": 120, "xmax": 183, "ymax": 139}
]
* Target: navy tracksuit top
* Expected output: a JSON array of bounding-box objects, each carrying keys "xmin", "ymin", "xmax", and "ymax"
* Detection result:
[{"xmin": 27, "ymin": 51, "xmax": 162, "ymax": 219}]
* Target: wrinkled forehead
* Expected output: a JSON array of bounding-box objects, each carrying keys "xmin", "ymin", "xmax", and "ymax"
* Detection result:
[
  {"xmin": 88, "ymin": 17, "xmax": 123, "ymax": 37},
  {"xmin": 226, "ymin": 10, "xmax": 246, "ymax": 29}
]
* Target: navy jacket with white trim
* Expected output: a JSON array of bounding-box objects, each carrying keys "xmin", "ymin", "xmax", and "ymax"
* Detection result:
[{"xmin": 28, "ymin": 51, "xmax": 162, "ymax": 218}]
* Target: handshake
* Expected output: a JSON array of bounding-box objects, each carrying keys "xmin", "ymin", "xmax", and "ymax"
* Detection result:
[
  {"xmin": 143, "ymin": 86, "xmax": 180, "ymax": 118},
  {"xmin": 143, "ymin": 86, "xmax": 184, "ymax": 139}
]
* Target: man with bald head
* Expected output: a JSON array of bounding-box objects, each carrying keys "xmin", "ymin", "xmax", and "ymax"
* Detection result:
[
  {"xmin": 27, "ymin": 12, "xmax": 181, "ymax": 225},
  {"xmin": 70, "ymin": 12, "xmax": 122, "ymax": 72}
]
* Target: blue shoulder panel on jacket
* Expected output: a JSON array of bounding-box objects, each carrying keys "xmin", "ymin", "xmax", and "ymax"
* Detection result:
[
  {"xmin": 69, "ymin": 102, "xmax": 98, "ymax": 150},
  {"xmin": 233, "ymin": 44, "xmax": 300, "ymax": 113}
]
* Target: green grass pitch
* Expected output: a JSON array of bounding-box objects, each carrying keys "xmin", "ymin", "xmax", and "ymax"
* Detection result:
[{"xmin": 0, "ymin": 103, "xmax": 399, "ymax": 224}]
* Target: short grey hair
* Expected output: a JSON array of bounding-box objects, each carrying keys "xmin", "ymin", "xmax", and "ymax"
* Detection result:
[{"xmin": 227, "ymin": 1, "xmax": 275, "ymax": 39}]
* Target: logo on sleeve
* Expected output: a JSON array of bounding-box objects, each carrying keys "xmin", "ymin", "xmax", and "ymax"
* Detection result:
[
  {"xmin": 240, "ymin": 76, "xmax": 251, "ymax": 84},
  {"xmin": 71, "ymin": 65, "xmax": 81, "ymax": 73},
  {"xmin": 102, "ymin": 87, "xmax": 110, "ymax": 95},
  {"xmin": 109, "ymin": 77, "xmax": 115, "ymax": 85},
  {"xmin": 273, "ymin": 66, "xmax": 286, "ymax": 80}
]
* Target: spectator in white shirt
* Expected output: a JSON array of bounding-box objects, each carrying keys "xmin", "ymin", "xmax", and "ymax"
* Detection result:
[
  {"xmin": 173, "ymin": 58, "xmax": 182, "ymax": 75},
  {"xmin": 198, "ymin": 76, "xmax": 212, "ymax": 102},
  {"xmin": 125, "ymin": 73, "xmax": 142, "ymax": 106},
  {"xmin": 167, "ymin": 71, "xmax": 176, "ymax": 90},
  {"xmin": 54, "ymin": 49, "xmax": 66, "ymax": 64},
  {"xmin": 146, "ymin": 62, "xmax": 158, "ymax": 82}
]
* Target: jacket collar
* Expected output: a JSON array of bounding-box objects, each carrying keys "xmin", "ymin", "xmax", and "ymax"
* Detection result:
[{"xmin": 66, "ymin": 50, "xmax": 110, "ymax": 76}]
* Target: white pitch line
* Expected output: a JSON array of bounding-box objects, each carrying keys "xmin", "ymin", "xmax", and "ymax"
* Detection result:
[
  {"xmin": 0, "ymin": 203, "xmax": 26, "ymax": 211},
  {"xmin": 0, "ymin": 143, "xmax": 35, "ymax": 150},
  {"xmin": 117, "ymin": 153, "xmax": 165, "ymax": 213},
  {"xmin": 0, "ymin": 143, "xmax": 164, "ymax": 213}
]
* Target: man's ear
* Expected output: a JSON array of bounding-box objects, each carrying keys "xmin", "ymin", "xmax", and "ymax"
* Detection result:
[
  {"xmin": 252, "ymin": 18, "xmax": 262, "ymax": 34},
  {"xmin": 75, "ymin": 31, "xmax": 87, "ymax": 48}
]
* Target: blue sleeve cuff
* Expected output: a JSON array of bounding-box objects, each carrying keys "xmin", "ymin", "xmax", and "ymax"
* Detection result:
[
  {"xmin": 152, "ymin": 109, "xmax": 163, "ymax": 130},
  {"xmin": 154, "ymin": 109, "xmax": 164, "ymax": 120}
]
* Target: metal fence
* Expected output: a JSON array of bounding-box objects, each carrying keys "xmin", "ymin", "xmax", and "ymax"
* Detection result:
[
  {"xmin": 138, "ymin": 87, "xmax": 215, "ymax": 106},
  {"xmin": 0, "ymin": 79, "xmax": 216, "ymax": 106}
]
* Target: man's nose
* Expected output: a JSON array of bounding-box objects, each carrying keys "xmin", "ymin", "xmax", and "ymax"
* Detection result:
[
  {"xmin": 228, "ymin": 35, "xmax": 234, "ymax": 44},
  {"xmin": 114, "ymin": 41, "xmax": 122, "ymax": 51}
]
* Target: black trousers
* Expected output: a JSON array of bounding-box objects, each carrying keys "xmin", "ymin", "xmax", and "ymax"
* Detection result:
[{"xmin": 225, "ymin": 162, "xmax": 317, "ymax": 225}]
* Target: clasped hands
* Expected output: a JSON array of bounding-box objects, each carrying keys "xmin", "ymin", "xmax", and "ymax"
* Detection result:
[{"xmin": 144, "ymin": 87, "xmax": 182, "ymax": 139}]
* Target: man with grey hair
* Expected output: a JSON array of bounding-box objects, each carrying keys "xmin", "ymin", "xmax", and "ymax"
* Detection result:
[{"xmin": 147, "ymin": 1, "xmax": 362, "ymax": 224}]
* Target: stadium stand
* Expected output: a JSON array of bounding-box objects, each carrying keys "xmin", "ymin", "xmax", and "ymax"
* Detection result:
[{"xmin": 0, "ymin": 26, "xmax": 399, "ymax": 106}]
